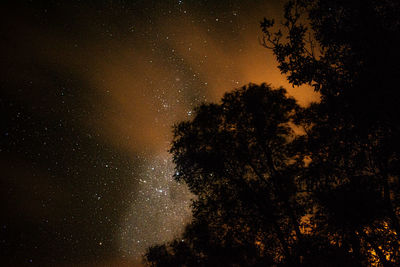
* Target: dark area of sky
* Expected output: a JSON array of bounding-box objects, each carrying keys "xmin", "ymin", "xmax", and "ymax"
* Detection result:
[{"xmin": 0, "ymin": 0, "xmax": 318, "ymax": 266}]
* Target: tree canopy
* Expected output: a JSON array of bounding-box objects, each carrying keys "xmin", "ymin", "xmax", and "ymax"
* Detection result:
[{"xmin": 145, "ymin": 0, "xmax": 400, "ymax": 266}]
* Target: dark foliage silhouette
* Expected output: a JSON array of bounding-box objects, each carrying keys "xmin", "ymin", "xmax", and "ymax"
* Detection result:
[
  {"xmin": 146, "ymin": 84, "xmax": 307, "ymax": 266},
  {"xmin": 261, "ymin": 0, "xmax": 400, "ymax": 265},
  {"xmin": 145, "ymin": 0, "xmax": 400, "ymax": 265}
]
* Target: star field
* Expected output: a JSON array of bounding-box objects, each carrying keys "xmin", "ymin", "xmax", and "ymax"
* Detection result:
[{"xmin": 1, "ymin": 0, "xmax": 318, "ymax": 265}]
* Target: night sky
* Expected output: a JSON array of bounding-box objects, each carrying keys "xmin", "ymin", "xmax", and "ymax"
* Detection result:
[{"xmin": 1, "ymin": 1, "xmax": 318, "ymax": 266}]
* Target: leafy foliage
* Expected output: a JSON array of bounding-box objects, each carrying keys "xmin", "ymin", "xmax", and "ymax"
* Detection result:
[
  {"xmin": 145, "ymin": 0, "xmax": 400, "ymax": 266},
  {"xmin": 261, "ymin": 0, "xmax": 400, "ymax": 265}
]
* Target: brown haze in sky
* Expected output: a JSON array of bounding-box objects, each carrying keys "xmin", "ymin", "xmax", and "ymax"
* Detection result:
[
  {"xmin": 6, "ymin": 1, "xmax": 318, "ymax": 155},
  {"xmin": 1, "ymin": 1, "xmax": 319, "ymax": 265},
  {"xmin": 90, "ymin": 4, "xmax": 319, "ymax": 156}
]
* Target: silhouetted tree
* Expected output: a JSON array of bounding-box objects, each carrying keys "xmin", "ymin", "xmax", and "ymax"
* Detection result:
[
  {"xmin": 145, "ymin": 0, "xmax": 400, "ymax": 265},
  {"xmin": 262, "ymin": 0, "xmax": 400, "ymax": 265},
  {"xmin": 145, "ymin": 84, "xmax": 307, "ymax": 266}
]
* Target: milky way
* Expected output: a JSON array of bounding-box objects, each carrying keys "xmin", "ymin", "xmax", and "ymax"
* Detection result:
[{"xmin": 1, "ymin": 1, "xmax": 318, "ymax": 265}]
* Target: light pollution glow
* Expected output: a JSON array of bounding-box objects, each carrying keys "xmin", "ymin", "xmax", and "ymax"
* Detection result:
[{"xmin": 2, "ymin": 1, "xmax": 319, "ymax": 265}]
